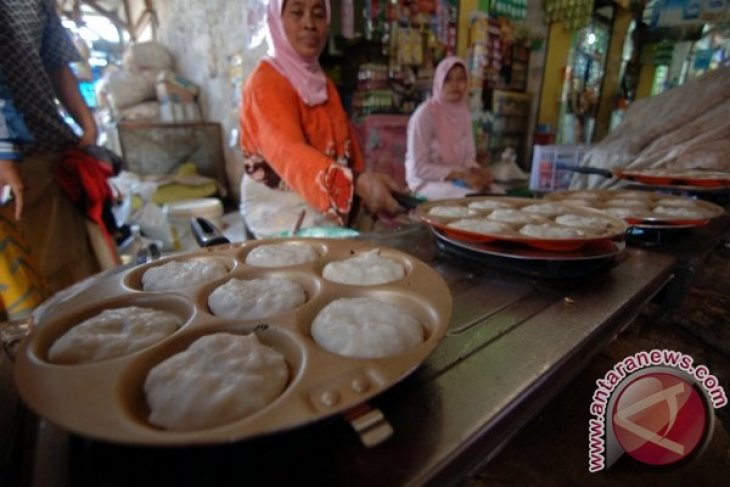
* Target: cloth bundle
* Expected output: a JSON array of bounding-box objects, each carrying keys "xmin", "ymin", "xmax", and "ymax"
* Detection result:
[
  {"xmin": 56, "ymin": 147, "xmax": 122, "ymax": 268},
  {"xmin": 573, "ymin": 66, "xmax": 730, "ymax": 189}
]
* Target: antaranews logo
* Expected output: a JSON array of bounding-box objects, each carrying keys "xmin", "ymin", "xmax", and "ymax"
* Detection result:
[{"xmin": 588, "ymin": 349, "xmax": 727, "ymax": 472}]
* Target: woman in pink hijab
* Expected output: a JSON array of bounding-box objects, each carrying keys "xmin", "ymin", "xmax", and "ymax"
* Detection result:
[
  {"xmin": 239, "ymin": 0, "xmax": 402, "ymax": 237},
  {"xmin": 405, "ymin": 56, "xmax": 492, "ymax": 200}
]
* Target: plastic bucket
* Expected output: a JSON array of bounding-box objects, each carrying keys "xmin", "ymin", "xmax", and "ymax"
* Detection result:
[{"xmin": 164, "ymin": 198, "xmax": 223, "ymax": 251}]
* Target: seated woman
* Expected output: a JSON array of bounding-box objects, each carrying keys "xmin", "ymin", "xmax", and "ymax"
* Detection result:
[
  {"xmin": 239, "ymin": 0, "xmax": 402, "ymax": 237},
  {"xmin": 405, "ymin": 56, "xmax": 493, "ymax": 200}
]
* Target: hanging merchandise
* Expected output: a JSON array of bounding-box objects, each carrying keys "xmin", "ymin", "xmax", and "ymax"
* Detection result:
[
  {"xmin": 351, "ymin": 0, "xmax": 458, "ymax": 117},
  {"xmin": 654, "ymin": 40, "xmax": 675, "ymax": 67},
  {"xmin": 543, "ymin": 0, "xmax": 593, "ymax": 31},
  {"xmin": 489, "ymin": 0, "xmax": 528, "ymax": 22},
  {"xmin": 397, "ymin": 28, "xmax": 424, "ymax": 66},
  {"xmin": 353, "ymin": 63, "xmax": 394, "ymax": 115},
  {"xmin": 362, "ymin": 1, "xmax": 458, "ymax": 58},
  {"xmin": 435, "ymin": 0, "xmax": 458, "ymax": 54}
]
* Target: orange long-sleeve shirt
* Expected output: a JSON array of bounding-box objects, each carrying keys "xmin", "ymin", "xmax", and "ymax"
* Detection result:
[{"xmin": 240, "ymin": 61, "xmax": 365, "ymax": 224}]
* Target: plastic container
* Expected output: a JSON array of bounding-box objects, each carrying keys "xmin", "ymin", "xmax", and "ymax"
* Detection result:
[
  {"xmin": 164, "ymin": 198, "xmax": 223, "ymax": 251},
  {"xmin": 528, "ymin": 145, "xmax": 591, "ymax": 192}
]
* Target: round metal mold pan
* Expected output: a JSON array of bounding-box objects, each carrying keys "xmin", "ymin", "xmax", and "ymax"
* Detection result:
[
  {"xmin": 433, "ymin": 230, "xmax": 624, "ymax": 280},
  {"xmin": 14, "ymin": 238, "xmax": 452, "ymax": 445},
  {"xmin": 545, "ymin": 189, "xmax": 725, "ymax": 227},
  {"xmin": 433, "ymin": 228, "xmax": 625, "ymax": 262},
  {"xmin": 415, "ymin": 196, "xmax": 628, "ymax": 252}
]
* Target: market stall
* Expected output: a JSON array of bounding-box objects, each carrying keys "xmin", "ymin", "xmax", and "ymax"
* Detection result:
[{"xmin": 2, "ymin": 2, "xmax": 728, "ymax": 485}]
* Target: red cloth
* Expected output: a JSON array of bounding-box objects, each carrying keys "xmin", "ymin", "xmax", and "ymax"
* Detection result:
[{"xmin": 56, "ymin": 149, "xmax": 118, "ymax": 264}]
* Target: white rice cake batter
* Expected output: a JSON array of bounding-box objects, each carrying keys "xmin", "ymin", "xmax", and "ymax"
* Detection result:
[
  {"xmin": 322, "ymin": 249, "xmax": 405, "ymax": 285},
  {"xmin": 488, "ymin": 209, "xmax": 542, "ymax": 224},
  {"xmin": 142, "ymin": 259, "xmax": 228, "ymax": 292},
  {"xmin": 208, "ymin": 277, "xmax": 306, "ymax": 319},
  {"xmin": 605, "ymin": 198, "xmax": 650, "ymax": 208},
  {"xmin": 145, "ymin": 333, "xmax": 288, "ymax": 431},
  {"xmin": 555, "ymin": 214, "xmax": 615, "ymax": 230},
  {"xmin": 604, "ymin": 207, "xmax": 645, "ymax": 219},
  {"xmin": 467, "ymin": 199, "xmax": 513, "ymax": 211},
  {"xmin": 519, "ymin": 223, "xmax": 586, "ymax": 238},
  {"xmin": 521, "ymin": 203, "xmax": 566, "ymax": 215},
  {"xmin": 428, "ymin": 205, "xmax": 474, "ymax": 218},
  {"xmin": 447, "ymin": 218, "xmax": 511, "ymax": 234},
  {"xmin": 653, "ymin": 206, "xmax": 708, "ymax": 219},
  {"xmin": 48, "ymin": 306, "xmax": 181, "ymax": 364},
  {"xmin": 655, "ymin": 198, "xmax": 701, "ymax": 208},
  {"xmin": 245, "ymin": 243, "xmax": 319, "ymax": 267},
  {"xmin": 559, "ymin": 198, "xmax": 592, "ymax": 207},
  {"xmin": 311, "ymin": 298, "xmax": 424, "ymax": 359}
]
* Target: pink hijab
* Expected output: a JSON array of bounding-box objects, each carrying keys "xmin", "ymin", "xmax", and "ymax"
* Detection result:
[
  {"xmin": 264, "ymin": 0, "xmax": 331, "ymax": 106},
  {"xmin": 427, "ymin": 56, "xmax": 474, "ymax": 166}
]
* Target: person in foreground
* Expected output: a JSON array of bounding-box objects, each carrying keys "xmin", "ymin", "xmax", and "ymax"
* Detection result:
[
  {"xmin": 0, "ymin": 0, "xmax": 100, "ymax": 299},
  {"xmin": 405, "ymin": 56, "xmax": 493, "ymax": 200},
  {"xmin": 239, "ymin": 0, "xmax": 403, "ymax": 237}
]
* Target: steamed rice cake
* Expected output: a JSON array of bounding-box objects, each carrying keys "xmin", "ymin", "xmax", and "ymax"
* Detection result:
[
  {"xmin": 467, "ymin": 199, "xmax": 513, "ymax": 211},
  {"xmin": 322, "ymin": 249, "xmax": 405, "ymax": 285},
  {"xmin": 145, "ymin": 333, "xmax": 288, "ymax": 431},
  {"xmin": 519, "ymin": 223, "xmax": 586, "ymax": 238},
  {"xmin": 208, "ymin": 277, "xmax": 306, "ymax": 319},
  {"xmin": 428, "ymin": 205, "xmax": 474, "ymax": 218},
  {"xmin": 246, "ymin": 243, "xmax": 319, "ymax": 267},
  {"xmin": 142, "ymin": 259, "xmax": 228, "ymax": 292},
  {"xmin": 488, "ymin": 209, "xmax": 541, "ymax": 224},
  {"xmin": 446, "ymin": 218, "xmax": 510, "ymax": 234},
  {"xmin": 311, "ymin": 298, "xmax": 424, "ymax": 359},
  {"xmin": 555, "ymin": 214, "xmax": 614, "ymax": 230},
  {"xmin": 48, "ymin": 306, "xmax": 181, "ymax": 364}
]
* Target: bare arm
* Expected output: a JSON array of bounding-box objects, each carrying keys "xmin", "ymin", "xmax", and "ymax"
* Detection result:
[
  {"xmin": 49, "ymin": 66, "xmax": 97, "ymax": 148},
  {"xmin": 0, "ymin": 160, "xmax": 24, "ymax": 220}
]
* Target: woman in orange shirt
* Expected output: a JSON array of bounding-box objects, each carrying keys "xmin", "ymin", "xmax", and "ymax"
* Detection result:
[{"xmin": 240, "ymin": 0, "xmax": 402, "ymax": 237}]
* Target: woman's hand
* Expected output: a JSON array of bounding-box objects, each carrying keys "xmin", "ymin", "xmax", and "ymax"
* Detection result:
[
  {"xmin": 0, "ymin": 160, "xmax": 24, "ymax": 220},
  {"xmin": 77, "ymin": 121, "xmax": 98, "ymax": 149},
  {"xmin": 355, "ymin": 172, "xmax": 403, "ymax": 214},
  {"xmin": 466, "ymin": 167, "xmax": 492, "ymax": 191}
]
